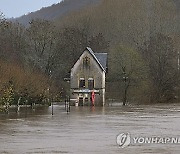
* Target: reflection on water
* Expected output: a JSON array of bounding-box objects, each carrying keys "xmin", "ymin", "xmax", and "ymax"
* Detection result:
[{"xmin": 0, "ymin": 103, "xmax": 180, "ymax": 154}]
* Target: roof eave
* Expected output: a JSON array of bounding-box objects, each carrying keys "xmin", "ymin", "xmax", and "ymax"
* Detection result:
[{"xmin": 86, "ymin": 47, "xmax": 106, "ymax": 73}]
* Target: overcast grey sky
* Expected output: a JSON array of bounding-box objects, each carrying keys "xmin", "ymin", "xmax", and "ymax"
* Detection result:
[{"xmin": 0, "ymin": 0, "xmax": 62, "ymax": 18}]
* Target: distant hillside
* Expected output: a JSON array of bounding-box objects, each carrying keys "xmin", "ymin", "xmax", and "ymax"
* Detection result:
[
  {"xmin": 173, "ymin": 0, "xmax": 180, "ymax": 33},
  {"xmin": 173, "ymin": 0, "xmax": 180, "ymax": 11},
  {"xmin": 12, "ymin": 0, "xmax": 101, "ymax": 26}
]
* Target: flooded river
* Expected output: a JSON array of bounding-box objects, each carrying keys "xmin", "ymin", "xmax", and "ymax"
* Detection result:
[{"xmin": 0, "ymin": 103, "xmax": 180, "ymax": 154}]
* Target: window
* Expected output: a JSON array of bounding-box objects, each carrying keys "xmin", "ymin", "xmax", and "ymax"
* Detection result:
[
  {"xmin": 83, "ymin": 56, "xmax": 90, "ymax": 69},
  {"xmin": 88, "ymin": 78, "xmax": 94, "ymax": 90},
  {"xmin": 79, "ymin": 78, "xmax": 85, "ymax": 88}
]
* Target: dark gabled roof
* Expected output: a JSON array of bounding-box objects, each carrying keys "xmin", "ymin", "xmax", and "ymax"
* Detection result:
[
  {"xmin": 94, "ymin": 53, "xmax": 107, "ymax": 71},
  {"xmin": 86, "ymin": 47, "xmax": 107, "ymax": 72}
]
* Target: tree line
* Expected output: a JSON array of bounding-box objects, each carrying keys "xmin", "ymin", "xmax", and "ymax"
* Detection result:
[{"xmin": 0, "ymin": 0, "xmax": 179, "ymax": 108}]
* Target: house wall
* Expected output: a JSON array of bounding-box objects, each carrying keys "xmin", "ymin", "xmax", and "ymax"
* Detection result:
[{"xmin": 70, "ymin": 49, "xmax": 105, "ymax": 106}]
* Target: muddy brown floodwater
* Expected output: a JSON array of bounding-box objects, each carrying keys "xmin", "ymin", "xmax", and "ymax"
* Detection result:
[{"xmin": 0, "ymin": 103, "xmax": 180, "ymax": 154}]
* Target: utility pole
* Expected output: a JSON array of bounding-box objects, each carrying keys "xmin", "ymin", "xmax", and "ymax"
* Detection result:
[
  {"xmin": 178, "ymin": 51, "xmax": 180, "ymax": 103},
  {"xmin": 49, "ymin": 70, "xmax": 54, "ymax": 116},
  {"xmin": 122, "ymin": 68, "xmax": 129, "ymax": 106},
  {"xmin": 178, "ymin": 51, "xmax": 179, "ymax": 71},
  {"xmin": 65, "ymin": 96, "xmax": 70, "ymax": 113}
]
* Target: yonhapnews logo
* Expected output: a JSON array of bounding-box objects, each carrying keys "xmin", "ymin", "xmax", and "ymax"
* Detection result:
[
  {"xmin": 116, "ymin": 133, "xmax": 131, "ymax": 148},
  {"xmin": 116, "ymin": 133, "xmax": 180, "ymax": 148}
]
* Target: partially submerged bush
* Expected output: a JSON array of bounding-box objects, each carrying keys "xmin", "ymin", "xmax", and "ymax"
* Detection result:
[{"xmin": 0, "ymin": 60, "xmax": 55, "ymax": 107}]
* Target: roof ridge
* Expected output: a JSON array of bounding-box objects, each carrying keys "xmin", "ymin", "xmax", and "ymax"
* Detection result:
[{"xmin": 86, "ymin": 47, "xmax": 106, "ymax": 72}]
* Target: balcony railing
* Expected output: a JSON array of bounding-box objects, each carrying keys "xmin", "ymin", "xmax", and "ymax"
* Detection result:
[{"xmin": 72, "ymin": 89, "xmax": 100, "ymax": 94}]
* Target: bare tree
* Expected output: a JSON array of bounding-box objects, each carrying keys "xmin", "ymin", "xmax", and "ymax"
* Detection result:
[
  {"xmin": 108, "ymin": 45, "xmax": 148, "ymax": 104},
  {"xmin": 25, "ymin": 19, "xmax": 56, "ymax": 73},
  {"xmin": 140, "ymin": 33, "xmax": 178, "ymax": 103},
  {"xmin": 89, "ymin": 33, "xmax": 109, "ymax": 51}
]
